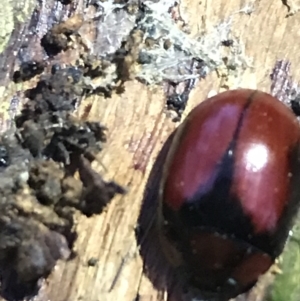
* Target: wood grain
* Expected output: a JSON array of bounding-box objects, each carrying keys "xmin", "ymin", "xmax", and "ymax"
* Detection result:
[{"xmin": 1, "ymin": 0, "xmax": 300, "ymax": 301}]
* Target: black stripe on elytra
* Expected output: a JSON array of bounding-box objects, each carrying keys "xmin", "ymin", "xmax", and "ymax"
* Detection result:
[
  {"xmin": 162, "ymin": 91, "xmax": 281, "ymax": 256},
  {"xmin": 180, "ymin": 91, "xmax": 257, "ymax": 233}
]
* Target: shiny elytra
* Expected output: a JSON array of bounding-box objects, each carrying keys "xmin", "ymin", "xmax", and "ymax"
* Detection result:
[{"xmin": 158, "ymin": 89, "xmax": 300, "ymax": 298}]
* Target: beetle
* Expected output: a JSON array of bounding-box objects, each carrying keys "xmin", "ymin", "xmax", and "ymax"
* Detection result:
[{"xmin": 158, "ymin": 89, "xmax": 300, "ymax": 298}]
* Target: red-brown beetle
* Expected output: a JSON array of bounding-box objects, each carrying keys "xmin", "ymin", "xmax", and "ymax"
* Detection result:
[{"xmin": 158, "ymin": 89, "xmax": 300, "ymax": 298}]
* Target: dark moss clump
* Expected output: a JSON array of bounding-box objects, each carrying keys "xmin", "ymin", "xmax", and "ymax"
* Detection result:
[
  {"xmin": 13, "ymin": 61, "xmax": 45, "ymax": 83},
  {"xmin": 0, "ymin": 65, "xmax": 125, "ymax": 300}
]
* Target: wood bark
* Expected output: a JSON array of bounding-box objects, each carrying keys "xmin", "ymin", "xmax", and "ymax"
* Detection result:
[{"xmin": 0, "ymin": 0, "xmax": 299, "ymax": 301}]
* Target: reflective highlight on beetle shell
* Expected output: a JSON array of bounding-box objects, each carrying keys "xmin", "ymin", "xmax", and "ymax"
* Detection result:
[{"xmin": 158, "ymin": 89, "xmax": 300, "ymax": 298}]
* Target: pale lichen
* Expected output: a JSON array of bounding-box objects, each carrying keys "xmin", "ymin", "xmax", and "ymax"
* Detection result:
[
  {"xmin": 132, "ymin": 1, "xmax": 250, "ymax": 85},
  {"xmin": 0, "ymin": 0, "xmax": 36, "ymax": 54}
]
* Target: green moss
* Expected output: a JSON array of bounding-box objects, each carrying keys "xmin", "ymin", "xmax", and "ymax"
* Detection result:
[{"xmin": 268, "ymin": 218, "xmax": 300, "ymax": 301}]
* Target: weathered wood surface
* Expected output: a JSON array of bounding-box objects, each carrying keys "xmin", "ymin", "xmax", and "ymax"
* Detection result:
[{"xmin": 0, "ymin": 0, "xmax": 300, "ymax": 301}]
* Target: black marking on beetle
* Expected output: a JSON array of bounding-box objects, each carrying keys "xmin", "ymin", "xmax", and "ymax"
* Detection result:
[
  {"xmin": 162, "ymin": 92, "xmax": 300, "ymax": 268},
  {"xmin": 179, "ymin": 90, "xmax": 257, "ymax": 236},
  {"xmin": 162, "ymin": 91, "xmax": 283, "ymax": 256}
]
